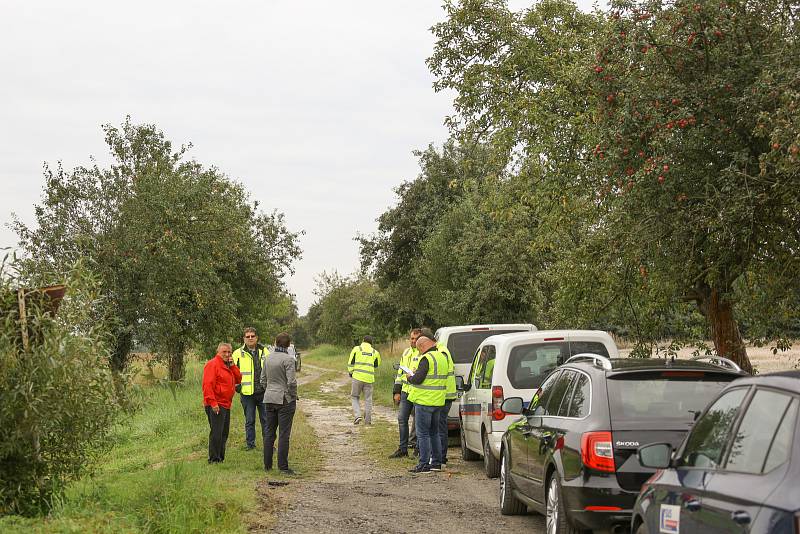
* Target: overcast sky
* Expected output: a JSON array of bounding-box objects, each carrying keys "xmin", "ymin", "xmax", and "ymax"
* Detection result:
[{"xmin": 1, "ymin": 0, "xmax": 597, "ymax": 314}]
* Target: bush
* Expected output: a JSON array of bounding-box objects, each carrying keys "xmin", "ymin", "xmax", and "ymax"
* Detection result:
[{"xmin": 0, "ymin": 261, "xmax": 125, "ymax": 516}]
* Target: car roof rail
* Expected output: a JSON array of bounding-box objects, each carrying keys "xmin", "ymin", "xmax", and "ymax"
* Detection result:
[
  {"xmin": 689, "ymin": 355, "xmax": 742, "ymax": 373},
  {"xmin": 565, "ymin": 353, "xmax": 612, "ymax": 371}
]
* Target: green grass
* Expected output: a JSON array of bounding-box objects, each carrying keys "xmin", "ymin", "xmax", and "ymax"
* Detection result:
[
  {"xmin": 0, "ymin": 358, "xmax": 322, "ymax": 533},
  {"xmin": 304, "ymin": 343, "xmax": 402, "ymax": 409}
]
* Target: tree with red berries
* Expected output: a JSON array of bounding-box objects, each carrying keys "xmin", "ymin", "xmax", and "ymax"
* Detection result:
[{"xmin": 590, "ymin": 0, "xmax": 800, "ymax": 371}]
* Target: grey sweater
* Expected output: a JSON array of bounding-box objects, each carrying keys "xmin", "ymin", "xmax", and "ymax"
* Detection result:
[{"xmin": 260, "ymin": 348, "xmax": 298, "ymax": 405}]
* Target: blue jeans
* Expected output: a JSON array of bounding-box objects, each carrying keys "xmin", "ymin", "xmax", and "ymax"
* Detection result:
[
  {"xmin": 398, "ymin": 392, "xmax": 414, "ymax": 452},
  {"xmin": 439, "ymin": 400, "xmax": 453, "ymax": 463},
  {"xmin": 241, "ymin": 392, "xmax": 267, "ymax": 448},
  {"xmin": 415, "ymin": 404, "xmax": 442, "ymax": 468}
]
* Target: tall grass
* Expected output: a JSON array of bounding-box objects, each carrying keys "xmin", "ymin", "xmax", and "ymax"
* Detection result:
[{"xmin": 0, "ymin": 358, "xmax": 322, "ymax": 533}]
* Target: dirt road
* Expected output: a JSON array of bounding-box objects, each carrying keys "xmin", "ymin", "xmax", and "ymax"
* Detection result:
[{"xmin": 260, "ymin": 366, "xmax": 545, "ymax": 534}]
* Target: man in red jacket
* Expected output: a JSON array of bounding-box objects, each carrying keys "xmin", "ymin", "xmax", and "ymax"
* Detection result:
[{"xmin": 202, "ymin": 342, "xmax": 242, "ymax": 463}]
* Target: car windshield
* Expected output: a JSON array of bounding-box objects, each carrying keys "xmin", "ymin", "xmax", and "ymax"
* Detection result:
[
  {"xmin": 446, "ymin": 330, "xmax": 526, "ymax": 364},
  {"xmin": 607, "ymin": 372, "xmax": 737, "ymax": 424}
]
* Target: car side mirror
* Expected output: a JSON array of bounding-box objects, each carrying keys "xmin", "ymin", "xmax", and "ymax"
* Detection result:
[
  {"xmin": 638, "ymin": 442, "xmax": 673, "ymax": 469},
  {"xmin": 456, "ymin": 375, "xmax": 470, "ymax": 391},
  {"xmin": 501, "ymin": 397, "xmax": 524, "ymax": 415}
]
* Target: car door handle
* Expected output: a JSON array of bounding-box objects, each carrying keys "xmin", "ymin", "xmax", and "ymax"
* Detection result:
[
  {"xmin": 683, "ymin": 499, "xmax": 701, "ymax": 512},
  {"xmin": 731, "ymin": 511, "xmax": 751, "ymax": 525}
]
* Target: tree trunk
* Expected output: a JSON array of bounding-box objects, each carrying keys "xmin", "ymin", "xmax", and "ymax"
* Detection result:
[
  {"xmin": 699, "ymin": 287, "xmax": 754, "ymax": 374},
  {"xmin": 110, "ymin": 329, "xmax": 134, "ymax": 373},
  {"xmin": 169, "ymin": 348, "xmax": 186, "ymax": 382}
]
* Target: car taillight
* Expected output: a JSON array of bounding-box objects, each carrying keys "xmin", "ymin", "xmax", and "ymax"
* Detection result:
[
  {"xmin": 492, "ymin": 385, "xmax": 505, "ymax": 420},
  {"xmin": 581, "ymin": 431, "xmax": 615, "ymax": 472}
]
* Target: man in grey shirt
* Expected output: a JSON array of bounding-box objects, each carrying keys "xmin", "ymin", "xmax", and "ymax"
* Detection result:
[{"xmin": 259, "ymin": 332, "xmax": 298, "ymax": 474}]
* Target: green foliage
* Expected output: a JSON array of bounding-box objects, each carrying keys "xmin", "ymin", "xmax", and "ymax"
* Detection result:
[
  {"xmin": 0, "ymin": 358, "xmax": 322, "ymax": 531},
  {"xmin": 14, "ymin": 118, "xmax": 302, "ymax": 379},
  {"xmin": 0, "ymin": 260, "xmax": 125, "ymax": 516},
  {"xmin": 306, "ymin": 272, "xmax": 393, "ymax": 346}
]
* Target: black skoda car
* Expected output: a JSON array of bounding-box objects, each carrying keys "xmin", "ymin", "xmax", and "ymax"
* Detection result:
[
  {"xmin": 498, "ymin": 355, "xmax": 745, "ymax": 534},
  {"xmin": 633, "ymin": 371, "xmax": 800, "ymax": 534}
]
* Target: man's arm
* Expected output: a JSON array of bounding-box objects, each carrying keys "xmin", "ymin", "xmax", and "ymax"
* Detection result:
[
  {"xmin": 406, "ymin": 357, "xmax": 429, "ymax": 385},
  {"xmin": 202, "ymin": 362, "xmax": 218, "ymax": 409},
  {"xmin": 285, "ymin": 356, "xmax": 297, "ymax": 400},
  {"xmin": 374, "ymin": 349, "xmax": 381, "ymax": 368},
  {"xmin": 260, "ymin": 357, "xmax": 267, "ymax": 390}
]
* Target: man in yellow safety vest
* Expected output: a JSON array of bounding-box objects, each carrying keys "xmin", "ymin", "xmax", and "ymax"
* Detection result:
[
  {"xmin": 388, "ymin": 328, "xmax": 422, "ymax": 458},
  {"xmin": 405, "ymin": 328, "xmax": 448, "ymax": 473},
  {"xmin": 348, "ymin": 335, "xmax": 381, "ymax": 425},
  {"xmin": 437, "ymin": 341, "xmax": 457, "ymax": 465},
  {"xmin": 232, "ymin": 327, "xmax": 268, "ymax": 450}
]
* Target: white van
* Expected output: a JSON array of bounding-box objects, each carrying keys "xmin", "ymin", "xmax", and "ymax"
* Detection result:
[
  {"xmin": 435, "ymin": 324, "xmax": 537, "ymax": 433},
  {"xmin": 457, "ymin": 330, "xmax": 619, "ymax": 478}
]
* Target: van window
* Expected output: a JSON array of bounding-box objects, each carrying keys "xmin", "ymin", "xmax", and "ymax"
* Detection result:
[
  {"xmin": 447, "ymin": 330, "xmax": 528, "ymax": 364},
  {"xmin": 476, "ymin": 345, "xmax": 496, "ymax": 389},
  {"xmin": 507, "ymin": 341, "xmax": 609, "ymax": 389}
]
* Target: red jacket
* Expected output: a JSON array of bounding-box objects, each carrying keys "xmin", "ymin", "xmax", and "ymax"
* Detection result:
[{"xmin": 202, "ymin": 354, "xmax": 242, "ymax": 409}]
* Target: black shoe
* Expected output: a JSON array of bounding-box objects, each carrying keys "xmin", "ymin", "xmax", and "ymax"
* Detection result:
[
  {"xmin": 430, "ymin": 464, "xmax": 442, "ymax": 472},
  {"xmin": 408, "ymin": 465, "xmax": 431, "ymax": 474},
  {"xmin": 245, "ymin": 445, "xmax": 256, "ymax": 451},
  {"xmin": 388, "ymin": 449, "xmax": 408, "ymax": 459},
  {"xmin": 280, "ymin": 469, "xmax": 296, "ymax": 476},
  {"xmin": 441, "ymin": 458, "xmax": 448, "ymax": 465}
]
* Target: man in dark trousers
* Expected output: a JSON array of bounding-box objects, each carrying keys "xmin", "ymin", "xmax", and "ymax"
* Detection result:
[
  {"xmin": 232, "ymin": 327, "xmax": 268, "ymax": 450},
  {"xmin": 260, "ymin": 332, "xmax": 298, "ymax": 474},
  {"xmin": 202, "ymin": 342, "xmax": 242, "ymax": 463}
]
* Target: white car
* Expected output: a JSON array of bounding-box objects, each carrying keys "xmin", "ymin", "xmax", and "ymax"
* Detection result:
[
  {"xmin": 457, "ymin": 330, "xmax": 619, "ymax": 478},
  {"xmin": 435, "ymin": 324, "xmax": 537, "ymax": 434}
]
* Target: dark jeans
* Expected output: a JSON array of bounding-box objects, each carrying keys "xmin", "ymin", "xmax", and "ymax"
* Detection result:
[
  {"xmin": 205, "ymin": 405, "xmax": 230, "ymax": 463},
  {"xmin": 264, "ymin": 401, "xmax": 297, "ymax": 471},
  {"xmin": 414, "ymin": 404, "xmax": 442, "ymax": 468},
  {"xmin": 240, "ymin": 391, "xmax": 267, "ymax": 448},
  {"xmin": 398, "ymin": 391, "xmax": 415, "ymax": 452},
  {"xmin": 439, "ymin": 400, "xmax": 453, "ymax": 463}
]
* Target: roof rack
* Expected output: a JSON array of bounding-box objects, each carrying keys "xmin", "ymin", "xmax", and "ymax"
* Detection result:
[
  {"xmin": 565, "ymin": 353, "xmax": 612, "ymax": 371},
  {"xmin": 690, "ymin": 355, "xmax": 742, "ymax": 373}
]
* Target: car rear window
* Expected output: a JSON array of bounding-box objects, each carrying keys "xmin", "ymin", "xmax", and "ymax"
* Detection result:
[
  {"xmin": 507, "ymin": 341, "xmax": 609, "ymax": 389},
  {"xmin": 607, "ymin": 372, "xmax": 738, "ymax": 424},
  {"xmin": 446, "ymin": 330, "xmax": 526, "ymax": 364}
]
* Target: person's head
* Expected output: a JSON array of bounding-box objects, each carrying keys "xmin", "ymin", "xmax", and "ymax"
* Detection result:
[
  {"xmin": 409, "ymin": 328, "xmax": 422, "ymax": 348},
  {"xmin": 363, "ymin": 335, "xmax": 374, "ymax": 345},
  {"xmin": 416, "ymin": 328, "xmax": 436, "ymax": 352},
  {"xmin": 243, "ymin": 327, "xmax": 258, "ymax": 349},
  {"xmin": 217, "ymin": 342, "xmax": 233, "ymax": 362},
  {"xmin": 275, "ymin": 332, "xmax": 291, "ymax": 349}
]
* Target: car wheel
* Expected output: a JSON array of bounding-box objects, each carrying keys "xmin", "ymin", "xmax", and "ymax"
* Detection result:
[
  {"xmin": 460, "ymin": 420, "xmax": 480, "ymax": 461},
  {"xmin": 500, "ymin": 449, "xmax": 526, "ymax": 515},
  {"xmin": 483, "ymin": 432, "xmax": 500, "ymax": 478},
  {"xmin": 546, "ymin": 476, "xmax": 583, "ymax": 534}
]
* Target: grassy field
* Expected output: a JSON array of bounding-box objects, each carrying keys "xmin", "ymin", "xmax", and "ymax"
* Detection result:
[{"xmin": 0, "ymin": 358, "xmax": 322, "ymax": 534}]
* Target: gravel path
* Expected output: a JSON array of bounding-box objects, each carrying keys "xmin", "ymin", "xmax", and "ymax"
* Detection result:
[{"xmin": 260, "ymin": 365, "xmax": 545, "ymax": 534}]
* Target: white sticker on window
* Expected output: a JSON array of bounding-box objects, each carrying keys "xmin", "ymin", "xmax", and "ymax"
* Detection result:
[{"xmin": 659, "ymin": 504, "xmax": 680, "ymax": 533}]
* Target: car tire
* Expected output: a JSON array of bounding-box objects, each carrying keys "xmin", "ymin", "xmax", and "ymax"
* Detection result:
[
  {"xmin": 546, "ymin": 475, "xmax": 584, "ymax": 534},
  {"xmin": 460, "ymin": 420, "xmax": 480, "ymax": 461},
  {"xmin": 483, "ymin": 432, "xmax": 500, "ymax": 478},
  {"xmin": 500, "ymin": 449, "xmax": 526, "ymax": 515}
]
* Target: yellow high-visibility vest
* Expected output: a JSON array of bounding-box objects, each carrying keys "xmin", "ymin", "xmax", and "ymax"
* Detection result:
[
  {"xmin": 348, "ymin": 342, "xmax": 381, "ymax": 384},
  {"xmin": 408, "ymin": 349, "xmax": 448, "ymax": 407}
]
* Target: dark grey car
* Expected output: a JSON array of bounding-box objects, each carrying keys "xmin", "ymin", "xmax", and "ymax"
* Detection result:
[{"xmin": 633, "ymin": 371, "xmax": 800, "ymax": 534}]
